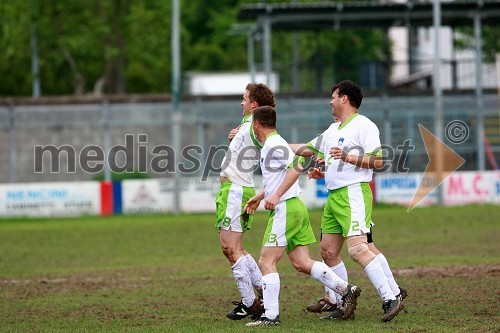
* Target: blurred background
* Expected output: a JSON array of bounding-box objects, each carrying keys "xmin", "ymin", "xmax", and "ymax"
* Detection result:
[{"xmin": 0, "ymin": 0, "xmax": 498, "ymax": 214}]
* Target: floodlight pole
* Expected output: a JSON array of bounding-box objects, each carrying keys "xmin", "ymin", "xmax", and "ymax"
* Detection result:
[
  {"xmin": 172, "ymin": 0, "xmax": 181, "ymax": 215},
  {"xmin": 433, "ymin": 0, "xmax": 444, "ymax": 206},
  {"xmin": 30, "ymin": 0, "xmax": 40, "ymax": 98},
  {"xmin": 474, "ymin": 12, "xmax": 485, "ymax": 171}
]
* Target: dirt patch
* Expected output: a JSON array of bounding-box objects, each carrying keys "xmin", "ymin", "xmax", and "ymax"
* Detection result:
[{"xmin": 393, "ymin": 264, "xmax": 500, "ymax": 278}]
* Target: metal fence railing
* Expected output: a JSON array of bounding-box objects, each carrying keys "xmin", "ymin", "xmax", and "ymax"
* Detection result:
[{"xmin": 0, "ymin": 94, "xmax": 498, "ymax": 183}]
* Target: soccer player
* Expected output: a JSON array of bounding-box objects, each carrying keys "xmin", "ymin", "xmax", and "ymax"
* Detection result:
[
  {"xmin": 305, "ymin": 164, "xmax": 408, "ymax": 319},
  {"xmin": 290, "ymin": 80, "xmax": 404, "ymax": 322},
  {"xmin": 215, "ymin": 83, "xmax": 275, "ymax": 321},
  {"xmin": 243, "ymin": 105, "xmax": 361, "ymax": 327}
]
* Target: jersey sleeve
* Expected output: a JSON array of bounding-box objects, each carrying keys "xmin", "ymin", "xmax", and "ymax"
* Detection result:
[{"xmin": 361, "ymin": 120, "xmax": 382, "ymax": 156}]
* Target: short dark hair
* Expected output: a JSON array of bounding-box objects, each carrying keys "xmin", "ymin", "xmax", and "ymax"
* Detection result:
[
  {"xmin": 331, "ymin": 80, "xmax": 363, "ymax": 109},
  {"xmin": 246, "ymin": 83, "xmax": 276, "ymax": 107},
  {"xmin": 253, "ymin": 106, "xmax": 276, "ymax": 129}
]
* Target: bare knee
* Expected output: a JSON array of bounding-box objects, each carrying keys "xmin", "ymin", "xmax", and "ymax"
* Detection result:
[
  {"xmin": 346, "ymin": 235, "xmax": 376, "ymax": 268},
  {"xmin": 320, "ymin": 243, "xmax": 342, "ymax": 265}
]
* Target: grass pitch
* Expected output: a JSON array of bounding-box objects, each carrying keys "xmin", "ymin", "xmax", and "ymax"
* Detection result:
[{"xmin": 0, "ymin": 205, "xmax": 498, "ymax": 332}]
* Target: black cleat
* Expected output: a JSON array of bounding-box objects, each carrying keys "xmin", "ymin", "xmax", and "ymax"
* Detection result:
[
  {"xmin": 306, "ymin": 298, "xmax": 337, "ymax": 313},
  {"xmin": 246, "ymin": 315, "xmax": 281, "ymax": 327},
  {"xmin": 341, "ymin": 284, "xmax": 361, "ymax": 319},
  {"xmin": 382, "ymin": 298, "xmax": 404, "ymax": 322},
  {"xmin": 396, "ymin": 287, "xmax": 408, "ymax": 301},
  {"xmin": 226, "ymin": 299, "xmax": 262, "ymax": 320}
]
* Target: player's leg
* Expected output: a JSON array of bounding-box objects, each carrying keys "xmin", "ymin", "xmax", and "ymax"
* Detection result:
[
  {"xmin": 216, "ymin": 182, "xmax": 260, "ymax": 320},
  {"xmin": 239, "ymin": 186, "xmax": 263, "ymax": 299},
  {"xmin": 367, "ymin": 229, "xmax": 407, "ymax": 300},
  {"xmin": 336, "ymin": 183, "xmax": 403, "ymax": 322},
  {"xmin": 246, "ymin": 211, "xmax": 287, "ymax": 327},
  {"xmin": 283, "ymin": 197, "xmax": 359, "ymax": 320}
]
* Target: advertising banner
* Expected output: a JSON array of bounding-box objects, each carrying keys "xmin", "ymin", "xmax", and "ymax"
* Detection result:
[{"xmin": 0, "ymin": 182, "xmax": 100, "ymax": 217}]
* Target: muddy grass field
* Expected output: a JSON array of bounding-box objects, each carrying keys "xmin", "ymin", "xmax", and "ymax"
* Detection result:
[{"xmin": 0, "ymin": 205, "xmax": 498, "ymax": 332}]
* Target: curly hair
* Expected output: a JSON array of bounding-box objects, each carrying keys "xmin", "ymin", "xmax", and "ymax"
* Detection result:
[{"xmin": 246, "ymin": 83, "xmax": 276, "ymax": 108}]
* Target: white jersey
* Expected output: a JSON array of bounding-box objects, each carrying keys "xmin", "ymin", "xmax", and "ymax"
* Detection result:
[
  {"xmin": 260, "ymin": 132, "xmax": 301, "ymax": 202},
  {"xmin": 307, "ymin": 114, "xmax": 381, "ymax": 190},
  {"xmin": 220, "ymin": 115, "xmax": 261, "ymax": 187}
]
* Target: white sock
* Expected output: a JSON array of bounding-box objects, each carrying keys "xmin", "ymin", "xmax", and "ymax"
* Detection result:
[
  {"xmin": 244, "ymin": 254, "xmax": 263, "ymax": 291},
  {"xmin": 364, "ymin": 257, "xmax": 396, "ymax": 301},
  {"xmin": 376, "ymin": 253, "xmax": 400, "ymax": 295},
  {"xmin": 311, "ymin": 261, "xmax": 347, "ymax": 296},
  {"xmin": 331, "ymin": 261, "xmax": 348, "ymax": 306},
  {"xmin": 262, "ymin": 273, "xmax": 280, "ymax": 319},
  {"xmin": 231, "ymin": 256, "xmax": 255, "ymax": 307}
]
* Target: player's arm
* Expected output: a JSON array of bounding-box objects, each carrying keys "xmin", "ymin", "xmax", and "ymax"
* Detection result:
[
  {"xmin": 265, "ymin": 158, "xmax": 304, "ymax": 210},
  {"xmin": 289, "ymin": 143, "xmax": 313, "ymax": 157},
  {"xmin": 330, "ymin": 147, "xmax": 383, "ymax": 169},
  {"xmin": 244, "ymin": 189, "xmax": 264, "ymax": 214}
]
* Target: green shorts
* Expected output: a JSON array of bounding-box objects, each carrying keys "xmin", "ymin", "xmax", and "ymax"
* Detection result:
[
  {"xmin": 321, "ymin": 182, "xmax": 372, "ymax": 237},
  {"xmin": 262, "ymin": 197, "xmax": 316, "ymax": 253},
  {"xmin": 215, "ymin": 181, "xmax": 255, "ymax": 232}
]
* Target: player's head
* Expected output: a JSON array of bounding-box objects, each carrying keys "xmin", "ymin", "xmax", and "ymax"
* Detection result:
[
  {"xmin": 253, "ymin": 105, "xmax": 276, "ymax": 130},
  {"xmin": 246, "ymin": 83, "xmax": 276, "ymax": 108},
  {"xmin": 331, "ymin": 80, "xmax": 363, "ymax": 109}
]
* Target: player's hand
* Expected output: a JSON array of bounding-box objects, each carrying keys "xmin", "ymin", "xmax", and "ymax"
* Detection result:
[
  {"xmin": 308, "ymin": 167, "xmax": 324, "ymax": 179},
  {"xmin": 313, "ymin": 156, "xmax": 325, "ymax": 165},
  {"xmin": 330, "ymin": 146, "xmax": 346, "ymax": 161},
  {"xmin": 228, "ymin": 125, "xmax": 241, "ymax": 141},
  {"xmin": 264, "ymin": 194, "xmax": 280, "ymax": 210},
  {"xmin": 244, "ymin": 195, "xmax": 261, "ymax": 215}
]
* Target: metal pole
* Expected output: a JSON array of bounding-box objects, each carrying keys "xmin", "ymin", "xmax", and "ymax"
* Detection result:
[
  {"xmin": 9, "ymin": 105, "xmax": 17, "ymax": 183},
  {"xmin": 433, "ymin": 0, "xmax": 444, "ymax": 205},
  {"xmin": 172, "ymin": 0, "xmax": 181, "ymax": 215},
  {"xmin": 474, "ymin": 12, "xmax": 485, "ymax": 171},
  {"xmin": 382, "ymin": 93, "xmax": 392, "ymax": 172},
  {"xmin": 196, "ymin": 98, "xmax": 206, "ymax": 177},
  {"xmin": 30, "ymin": 0, "xmax": 40, "ymax": 98},
  {"xmin": 102, "ymin": 100, "xmax": 111, "ymax": 182},
  {"xmin": 263, "ymin": 15, "xmax": 272, "ymax": 86},
  {"xmin": 247, "ymin": 29, "xmax": 256, "ymax": 83}
]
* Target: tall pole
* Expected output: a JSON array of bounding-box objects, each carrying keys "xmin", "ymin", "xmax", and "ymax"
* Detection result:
[
  {"xmin": 247, "ymin": 29, "xmax": 256, "ymax": 83},
  {"xmin": 474, "ymin": 13, "xmax": 485, "ymax": 171},
  {"xmin": 433, "ymin": 0, "xmax": 444, "ymax": 205},
  {"xmin": 263, "ymin": 15, "xmax": 272, "ymax": 86},
  {"xmin": 31, "ymin": 0, "xmax": 41, "ymax": 98},
  {"xmin": 171, "ymin": 0, "xmax": 181, "ymax": 215}
]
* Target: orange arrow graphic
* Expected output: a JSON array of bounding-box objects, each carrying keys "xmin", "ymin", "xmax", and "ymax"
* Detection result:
[{"xmin": 408, "ymin": 124, "xmax": 465, "ymax": 211}]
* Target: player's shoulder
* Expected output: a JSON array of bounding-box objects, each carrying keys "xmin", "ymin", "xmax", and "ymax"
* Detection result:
[
  {"xmin": 355, "ymin": 114, "xmax": 379, "ymax": 130},
  {"xmin": 320, "ymin": 121, "xmax": 340, "ymax": 136}
]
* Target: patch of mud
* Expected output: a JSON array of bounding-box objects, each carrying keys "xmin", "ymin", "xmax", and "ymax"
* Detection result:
[{"xmin": 393, "ymin": 264, "xmax": 500, "ymax": 278}]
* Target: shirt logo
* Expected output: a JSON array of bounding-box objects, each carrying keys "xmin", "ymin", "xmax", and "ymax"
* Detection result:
[{"xmin": 338, "ymin": 137, "xmax": 345, "ymax": 146}]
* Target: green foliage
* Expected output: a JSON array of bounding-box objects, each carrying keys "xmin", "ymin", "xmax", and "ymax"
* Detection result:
[
  {"xmin": 454, "ymin": 26, "xmax": 500, "ymax": 63},
  {"xmin": 0, "ymin": 0, "xmax": 392, "ymax": 97},
  {"xmin": 0, "ymin": 206, "xmax": 498, "ymax": 332}
]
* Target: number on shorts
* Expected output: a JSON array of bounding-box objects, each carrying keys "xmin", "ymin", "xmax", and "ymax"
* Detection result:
[
  {"xmin": 351, "ymin": 221, "xmax": 359, "ymax": 232},
  {"xmin": 222, "ymin": 217, "xmax": 231, "ymax": 227},
  {"xmin": 268, "ymin": 233, "xmax": 277, "ymax": 244}
]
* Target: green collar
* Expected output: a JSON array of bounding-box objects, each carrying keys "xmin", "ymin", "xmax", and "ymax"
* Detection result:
[
  {"xmin": 241, "ymin": 114, "xmax": 252, "ymax": 125},
  {"xmin": 338, "ymin": 113, "xmax": 358, "ymax": 130},
  {"xmin": 266, "ymin": 131, "xmax": 278, "ymax": 139}
]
